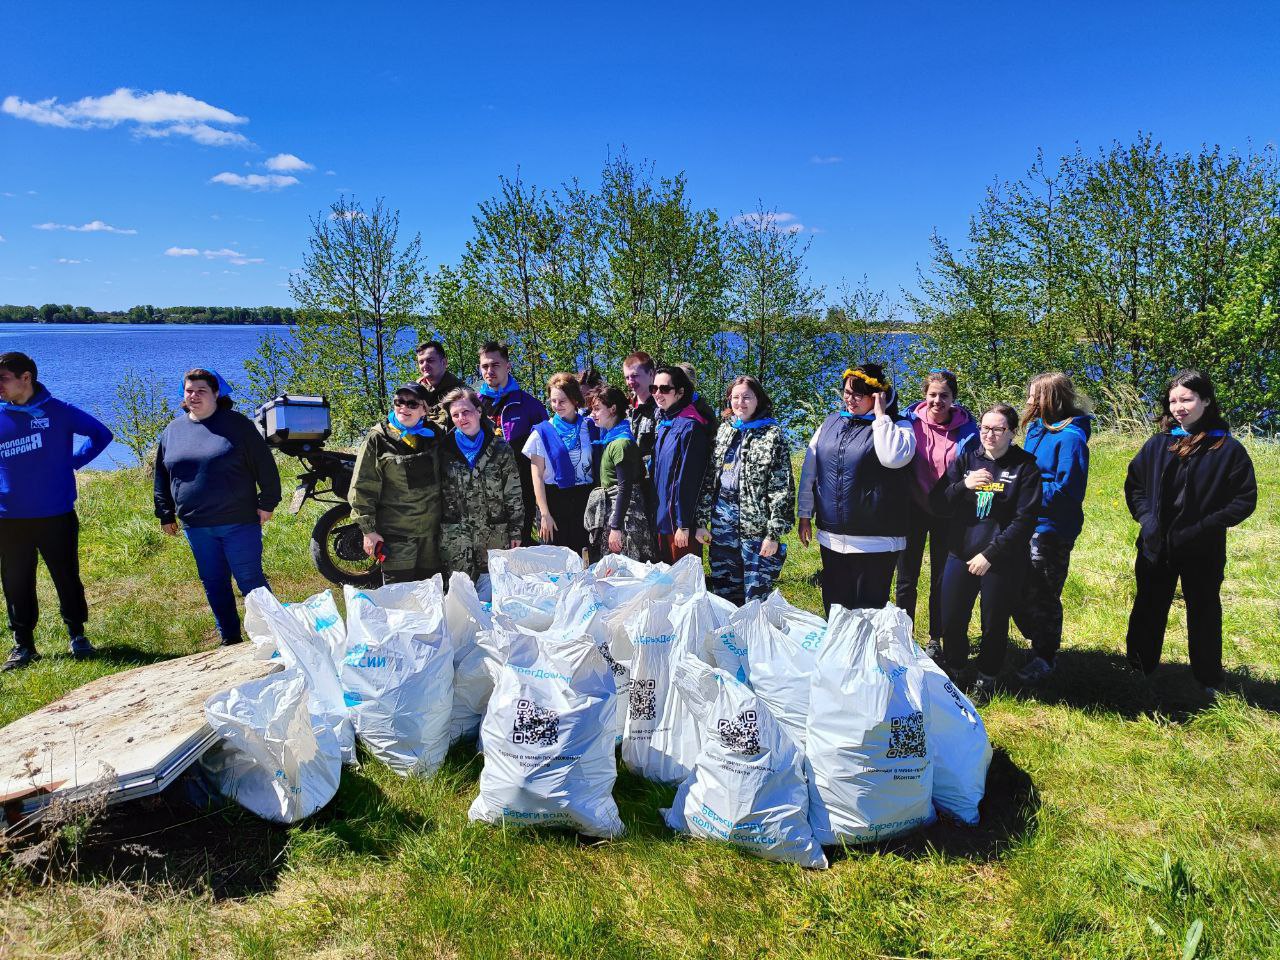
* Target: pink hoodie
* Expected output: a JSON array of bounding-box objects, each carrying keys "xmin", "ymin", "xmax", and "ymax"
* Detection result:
[{"xmin": 907, "ymin": 399, "xmax": 976, "ymax": 510}]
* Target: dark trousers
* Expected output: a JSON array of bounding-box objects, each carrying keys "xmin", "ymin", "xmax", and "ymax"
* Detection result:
[
  {"xmin": 1125, "ymin": 543, "xmax": 1226, "ymax": 687},
  {"xmin": 0, "ymin": 512, "xmax": 88, "ymax": 648},
  {"xmin": 1011, "ymin": 532, "xmax": 1073, "ymax": 663},
  {"xmin": 894, "ymin": 509, "xmax": 950, "ymax": 640},
  {"xmin": 184, "ymin": 522, "xmax": 269, "ymax": 642},
  {"xmin": 515, "ymin": 454, "xmax": 537, "ymax": 546},
  {"xmin": 940, "ymin": 553, "xmax": 1023, "ymax": 677},
  {"xmin": 544, "ymin": 483, "xmax": 593, "ymax": 558},
  {"xmin": 819, "ymin": 546, "xmax": 899, "ymax": 614},
  {"xmin": 709, "ymin": 496, "xmax": 786, "ymax": 607}
]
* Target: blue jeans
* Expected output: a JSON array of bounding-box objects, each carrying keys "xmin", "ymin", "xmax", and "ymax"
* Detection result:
[{"xmin": 184, "ymin": 523, "xmax": 269, "ymax": 642}]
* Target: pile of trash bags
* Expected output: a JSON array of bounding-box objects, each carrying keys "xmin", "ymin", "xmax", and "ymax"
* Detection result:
[{"xmin": 201, "ymin": 546, "xmax": 992, "ymax": 869}]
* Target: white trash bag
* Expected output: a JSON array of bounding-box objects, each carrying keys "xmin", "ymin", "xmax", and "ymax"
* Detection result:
[
  {"xmin": 243, "ymin": 589, "xmax": 344, "ymax": 664},
  {"xmin": 872, "ymin": 606, "xmax": 991, "ymax": 825},
  {"xmin": 446, "ymin": 572, "xmax": 498, "ymax": 743},
  {"xmin": 353, "ymin": 574, "xmax": 445, "ymax": 614},
  {"xmin": 620, "ymin": 601, "xmax": 701, "ymax": 784},
  {"xmin": 202, "ymin": 667, "xmax": 342, "ymax": 824},
  {"xmin": 709, "ymin": 602, "xmax": 756, "ymax": 685},
  {"xmin": 664, "ymin": 656, "xmax": 827, "ymax": 869},
  {"xmin": 762, "ymin": 589, "xmax": 828, "ymax": 654},
  {"xmin": 341, "ymin": 586, "xmax": 454, "ymax": 776},
  {"xmin": 806, "ymin": 605, "xmax": 935, "ymax": 845},
  {"xmin": 244, "ymin": 588, "xmax": 356, "ymax": 764},
  {"xmin": 469, "ymin": 629, "xmax": 623, "ymax": 838},
  {"xmin": 741, "ymin": 600, "xmax": 817, "ymax": 753},
  {"xmin": 488, "ymin": 545, "xmax": 584, "ymax": 630}
]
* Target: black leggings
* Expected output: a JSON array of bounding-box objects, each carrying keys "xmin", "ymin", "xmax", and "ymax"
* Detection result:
[
  {"xmin": 0, "ymin": 512, "xmax": 88, "ymax": 647},
  {"xmin": 543, "ymin": 483, "xmax": 594, "ymax": 557},
  {"xmin": 1125, "ymin": 542, "xmax": 1226, "ymax": 687},
  {"xmin": 819, "ymin": 547, "xmax": 899, "ymax": 614},
  {"xmin": 895, "ymin": 509, "xmax": 950, "ymax": 640},
  {"xmin": 940, "ymin": 553, "xmax": 1023, "ymax": 677}
]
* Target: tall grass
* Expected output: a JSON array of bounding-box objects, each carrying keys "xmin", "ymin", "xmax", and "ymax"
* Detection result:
[{"xmin": 0, "ymin": 436, "xmax": 1277, "ymax": 959}]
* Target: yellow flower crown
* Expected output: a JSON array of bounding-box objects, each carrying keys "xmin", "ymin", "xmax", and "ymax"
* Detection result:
[{"xmin": 842, "ymin": 368, "xmax": 889, "ymax": 392}]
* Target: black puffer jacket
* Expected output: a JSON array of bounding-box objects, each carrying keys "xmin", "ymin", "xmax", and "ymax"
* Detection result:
[{"xmin": 1124, "ymin": 430, "xmax": 1256, "ymax": 563}]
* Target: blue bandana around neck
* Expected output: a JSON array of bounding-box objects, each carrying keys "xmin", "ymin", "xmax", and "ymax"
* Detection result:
[
  {"xmin": 839, "ymin": 411, "xmax": 876, "ymax": 421},
  {"xmin": 387, "ymin": 409, "xmax": 435, "ymax": 440},
  {"xmin": 550, "ymin": 413, "xmax": 583, "ymax": 450},
  {"xmin": 454, "ymin": 427, "xmax": 485, "ymax": 466},
  {"xmin": 1171, "ymin": 426, "xmax": 1227, "ymax": 438},
  {"xmin": 0, "ymin": 389, "xmax": 45, "ymax": 418},
  {"xmin": 478, "ymin": 376, "xmax": 519, "ymax": 400},
  {"xmin": 593, "ymin": 421, "xmax": 634, "ymax": 446},
  {"xmin": 732, "ymin": 416, "xmax": 778, "ymax": 431}
]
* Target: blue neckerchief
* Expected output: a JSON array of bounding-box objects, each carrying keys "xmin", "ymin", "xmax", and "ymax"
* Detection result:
[
  {"xmin": 478, "ymin": 376, "xmax": 519, "ymax": 400},
  {"xmin": 0, "ymin": 398, "xmax": 45, "ymax": 417},
  {"xmin": 732, "ymin": 416, "xmax": 778, "ymax": 431},
  {"xmin": 839, "ymin": 411, "xmax": 876, "ymax": 421},
  {"xmin": 454, "ymin": 428, "xmax": 485, "ymax": 467},
  {"xmin": 387, "ymin": 409, "xmax": 435, "ymax": 440},
  {"xmin": 593, "ymin": 422, "xmax": 634, "ymax": 446},
  {"xmin": 551, "ymin": 413, "xmax": 583, "ymax": 450},
  {"xmin": 1171, "ymin": 426, "xmax": 1227, "ymax": 437}
]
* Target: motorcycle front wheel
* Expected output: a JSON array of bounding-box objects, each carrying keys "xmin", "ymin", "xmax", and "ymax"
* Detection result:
[{"xmin": 310, "ymin": 504, "xmax": 383, "ymax": 587}]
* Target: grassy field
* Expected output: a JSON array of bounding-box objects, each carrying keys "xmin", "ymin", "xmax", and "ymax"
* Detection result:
[{"xmin": 0, "ymin": 434, "xmax": 1277, "ymax": 959}]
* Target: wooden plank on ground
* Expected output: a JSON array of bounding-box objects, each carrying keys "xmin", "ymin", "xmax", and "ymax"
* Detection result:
[{"xmin": 0, "ymin": 644, "xmax": 281, "ymax": 821}]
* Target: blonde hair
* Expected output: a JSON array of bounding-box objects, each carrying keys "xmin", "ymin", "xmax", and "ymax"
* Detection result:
[{"xmin": 1023, "ymin": 372, "xmax": 1088, "ymax": 425}]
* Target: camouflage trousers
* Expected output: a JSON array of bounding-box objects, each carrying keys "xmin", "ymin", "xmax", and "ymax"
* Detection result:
[
  {"xmin": 708, "ymin": 495, "xmax": 786, "ymax": 607},
  {"xmin": 584, "ymin": 483, "xmax": 658, "ymax": 563},
  {"xmin": 1010, "ymin": 532, "xmax": 1073, "ymax": 663}
]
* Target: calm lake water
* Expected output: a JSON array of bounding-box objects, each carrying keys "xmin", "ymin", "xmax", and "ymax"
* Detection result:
[{"xmin": 0, "ymin": 323, "xmax": 290, "ymax": 469}]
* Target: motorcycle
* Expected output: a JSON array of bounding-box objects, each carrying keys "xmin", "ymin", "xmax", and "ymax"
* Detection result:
[{"xmin": 256, "ymin": 395, "xmax": 382, "ymax": 587}]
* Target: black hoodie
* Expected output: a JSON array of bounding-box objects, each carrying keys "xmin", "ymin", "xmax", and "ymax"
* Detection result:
[{"xmin": 930, "ymin": 444, "xmax": 1041, "ymax": 565}]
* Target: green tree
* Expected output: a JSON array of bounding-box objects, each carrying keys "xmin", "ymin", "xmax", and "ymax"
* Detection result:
[{"xmin": 98, "ymin": 370, "xmax": 173, "ymax": 467}]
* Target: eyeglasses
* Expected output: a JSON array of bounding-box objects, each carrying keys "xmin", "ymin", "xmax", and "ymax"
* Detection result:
[
  {"xmin": 393, "ymin": 398, "xmax": 424, "ymax": 409},
  {"xmin": 979, "ymin": 426, "xmax": 1008, "ymax": 435},
  {"xmin": 652, "ymin": 384, "xmax": 677, "ymax": 394}
]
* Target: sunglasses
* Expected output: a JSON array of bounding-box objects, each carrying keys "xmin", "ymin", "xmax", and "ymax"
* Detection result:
[
  {"xmin": 652, "ymin": 384, "xmax": 678, "ymax": 394},
  {"xmin": 393, "ymin": 398, "xmax": 424, "ymax": 409}
]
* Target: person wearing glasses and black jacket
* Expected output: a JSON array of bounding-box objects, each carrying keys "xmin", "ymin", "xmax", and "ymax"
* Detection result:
[{"xmin": 930, "ymin": 402, "xmax": 1041, "ymax": 705}]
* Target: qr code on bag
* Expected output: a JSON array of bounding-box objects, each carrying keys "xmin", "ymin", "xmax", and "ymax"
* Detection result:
[
  {"xmin": 886, "ymin": 710, "xmax": 926, "ymax": 759},
  {"xmin": 629, "ymin": 678, "xmax": 657, "ymax": 721},
  {"xmin": 597, "ymin": 642, "xmax": 627, "ymax": 678},
  {"xmin": 511, "ymin": 698, "xmax": 559, "ymax": 746},
  {"xmin": 717, "ymin": 710, "xmax": 761, "ymax": 756}
]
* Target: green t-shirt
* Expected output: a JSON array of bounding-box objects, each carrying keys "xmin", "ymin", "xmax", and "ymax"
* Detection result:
[{"xmin": 600, "ymin": 437, "xmax": 642, "ymax": 489}]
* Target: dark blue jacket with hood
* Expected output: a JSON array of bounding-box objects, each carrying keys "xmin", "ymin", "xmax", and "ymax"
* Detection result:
[{"xmin": 1022, "ymin": 414, "xmax": 1091, "ymax": 544}]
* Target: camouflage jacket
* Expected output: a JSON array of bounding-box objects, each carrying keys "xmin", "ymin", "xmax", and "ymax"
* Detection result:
[
  {"xmin": 628, "ymin": 396, "xmax": 658, "ymax": 474},
  {"xmin": 349, "ymin": 419, "xmax": 443, "ymax": 561},
  {"xmin": 439, "ymin": 422, "xmax": 525, "ymax": 581},
  {"xmin": 696, "ymin": 422, "xmax": 795, "ymax": 541}
]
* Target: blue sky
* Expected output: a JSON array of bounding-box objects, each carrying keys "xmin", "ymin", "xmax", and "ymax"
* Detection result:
[{"xmin": 2, "ymin": 1, "xmax": 1277, "ymax": 313}]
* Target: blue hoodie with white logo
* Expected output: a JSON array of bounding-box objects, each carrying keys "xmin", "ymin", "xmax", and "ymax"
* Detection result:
[
  {"xmin": 1022, "ymin": 414, "xmax": 1091, "ymax": 544},
  {"xmin": 0, "ymin": 383, "xmax": 114, "ymax": 518}
]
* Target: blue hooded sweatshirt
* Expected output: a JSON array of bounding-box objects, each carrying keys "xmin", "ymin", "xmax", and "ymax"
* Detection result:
[
  {"xmin": 1022, "ymin": 414, "xmax": 1091, "ymax": 544},
  {"xmin": 0, "ymin": 383, "xmax": 114, "ymax": 518}
]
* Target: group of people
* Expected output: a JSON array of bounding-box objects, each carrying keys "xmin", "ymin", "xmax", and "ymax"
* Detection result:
[{"xmin": 0, "ymin": 345, "xmax": 1259, "ymax": 708}]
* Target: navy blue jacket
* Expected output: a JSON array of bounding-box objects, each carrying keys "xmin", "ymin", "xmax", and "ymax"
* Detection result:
[
  {"xmin": 652, "ymin": 402, "xmax": 710, "ymax": 534},
  {"xmin": 812, "ymin": 413, "xmax": 912, "ymax": 537},
  {"xmin": 154, "ymin": 407, "xmax": 282, "ymax": 527},
  {"xmin": 532, "ymin": 418, "xmax": 600, "ymax": 488},
  {"xmin": 0, "ymin": 384, "xmax": 113, "ymax": 518},
  {"xmin": 1022, "ymin": 415, "xmax": 1091, "ymax": 544}
]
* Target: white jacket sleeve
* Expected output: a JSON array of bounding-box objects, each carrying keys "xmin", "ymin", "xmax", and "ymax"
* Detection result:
[
  {"xmin": 872, "ymin": 415, "xmax": 916, "ymax": 468},
  {"xmin": 796, "ymin": 422, "xmax": 824, "ymax": 519}
]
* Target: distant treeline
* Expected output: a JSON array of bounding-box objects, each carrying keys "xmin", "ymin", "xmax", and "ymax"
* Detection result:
[{"xmin": 0, "ymin": 304, "xmax": 297, "ymax": 325}]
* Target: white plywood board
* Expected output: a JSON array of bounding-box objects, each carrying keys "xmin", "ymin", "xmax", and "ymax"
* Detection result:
[{"xmin": 0, "ymin": 644, "xmax": 281, "ymax": 820}]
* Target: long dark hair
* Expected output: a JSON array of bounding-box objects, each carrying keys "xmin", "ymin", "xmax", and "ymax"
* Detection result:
[
  {"xmin": 654, "ymin": 366, "xmax": 694, "ymax": 408},
  {"xmin": 721, "ymin": 375, "xmax": 774, "ymax": 420},
  {"xmin": 1160, "ymin": 369, "xmax": 1229, "ymax": 457}
]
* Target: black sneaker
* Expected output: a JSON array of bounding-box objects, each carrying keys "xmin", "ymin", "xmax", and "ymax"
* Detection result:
[
  {"xmin": 923, "ymin": 639, "xmax": 943, "ymax": 662},
  {"xmin": 69, "ymin": 635, "xmax": 97, "ymax": 660},
  {"xmin": 219, "ymin": 635, "xmax": 244, "ymax": 646},
  {"xmin": 2, "ymin": 646, "xmax": 40, "ymax": 671},
  {"xmin": 969, "ymin": 673, "xmax": 998, "ymax": 707}
]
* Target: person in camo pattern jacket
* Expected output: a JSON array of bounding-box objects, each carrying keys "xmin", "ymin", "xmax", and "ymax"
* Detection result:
[{"xmin": 695, "ymin": 375, "xmax": 795, "ymax": 606}]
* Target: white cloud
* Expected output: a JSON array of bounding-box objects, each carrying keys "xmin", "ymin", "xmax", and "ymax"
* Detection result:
[
  {"xmin": 324, "ymin": 169, "xmax": 336, "ymax": 176},
  {"xmin": 34, "ymin": 219, "xmax": 137, "ymax": 234},
  {"xmin": 330, "ymin": 209, "xmax": 364, "ymax": 220},
  {"xmin": 810, "ymin": 154, "xmax": 843, "ymax": 165},
  {"xmin": 1, "ymin": 192, "xmax": 13, "ymax": 197},
  {"xmin": 0, "ymin": 234, "xmax": 5, "ymax": 242},
  {"xmin": 2, "ymin": 88, "xmax": 250, "ymax": 146},
  {"xmin": 732, "ymin": 211, "xmax": 806, "ymax": 234},
  {"xmin": 165, "ymin": 246, "xmax": 200, "ymax": 257},
  {"xmin": 264, "ymin": 153, "xmax": 313, "ymax": 172},
  {"xmin": 209, "ymin": 172, "xmax": 298, "ymax": 191},
  {"xmin": 56, "ymin": 257, "xmax": 86, "ymax": 264},
  {"xmin": 203, "ymin": 247, "xmax": 264, "ymax": 266}
]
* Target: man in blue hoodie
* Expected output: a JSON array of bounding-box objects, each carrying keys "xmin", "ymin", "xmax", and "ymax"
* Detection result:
[{"xmin": 0, "ymin": 352, "xmax": 113, "ymax": 669}]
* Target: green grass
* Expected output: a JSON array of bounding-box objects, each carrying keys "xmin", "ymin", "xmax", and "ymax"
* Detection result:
[{"xmin": 1, "ymin": 435, "xmax": 1278, "ymax": 959}]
